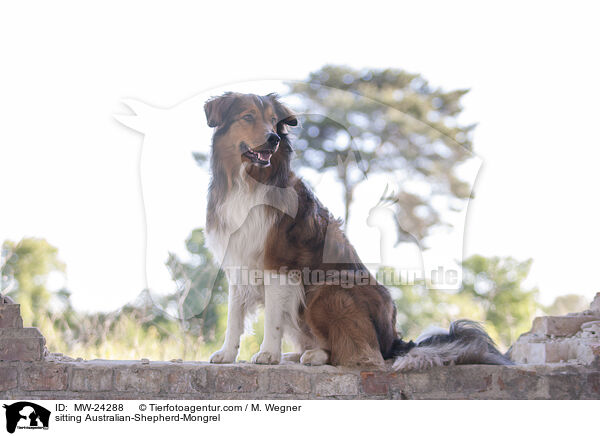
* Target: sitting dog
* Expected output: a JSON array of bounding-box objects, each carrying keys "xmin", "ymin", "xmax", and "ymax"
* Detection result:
[{"xmin": 204, "ymin": 92, "xmax": 511, "ymax": 371}]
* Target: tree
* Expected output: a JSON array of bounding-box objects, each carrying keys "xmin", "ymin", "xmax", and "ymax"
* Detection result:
[
  {"xmin": 1, "ymin": 244, "xmax": 16, "ymax": 296},
  {"xmin": 544, "ymin": 294, "xmax": 589, "ymax": 316},
  {"xmin": 1, "ymin": 238, "xmax": 65, "ymax": 327},
  {"xmin": 459, "ymin": 255, "xmax": 539, "ymax": 347},
  {"xmin": 286, "ymin": 65, "xmax": 475, "ymax": 241},
  {"xmin": 387, "ymin": 255, "xmax": 539, "ymax": 348},
  {"xmin": 165, "ymin": 228, "xmax": 227, "ymax": 346},
  {"xmin": 384, "ymin": 266, "xmax": 486, "ymax": 342}
]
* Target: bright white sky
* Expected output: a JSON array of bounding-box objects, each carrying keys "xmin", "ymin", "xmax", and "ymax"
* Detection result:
[{"xmin": 1, "ymin": 1, "xmax": 599, "ymax": 312}]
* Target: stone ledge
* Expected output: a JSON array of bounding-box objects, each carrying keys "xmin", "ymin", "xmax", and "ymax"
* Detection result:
[
  {"xmin": 1, "ymin": 360, "xmax": 599, "ymax": 400},
  {"xmin": 2, "ymin": 294, "xmax": 599, "ymax": 400}
]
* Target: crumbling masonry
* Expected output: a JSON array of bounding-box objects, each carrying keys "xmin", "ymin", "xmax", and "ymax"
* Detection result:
[{"xmin": 1, "ymin": 294, "xmax": 599, "ymax": 399}]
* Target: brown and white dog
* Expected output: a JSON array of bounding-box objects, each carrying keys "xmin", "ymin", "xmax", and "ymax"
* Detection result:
[{"xmin": 204, "ymin": 92, "xmax": 511, "ymax": 371}]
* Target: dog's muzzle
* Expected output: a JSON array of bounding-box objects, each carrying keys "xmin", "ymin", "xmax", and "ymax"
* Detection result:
[{"xmin": 240, "ymin": 140, "xmax": 278, "ymax": 167}]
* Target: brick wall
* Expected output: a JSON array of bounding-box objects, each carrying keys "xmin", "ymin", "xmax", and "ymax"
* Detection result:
[
  {"xmin": 2, "ymin": 359, "xmax": 600, "ymax": 400},
  {"xmin": 1, "ymin": 295, "xmax": 599, "ymax": 400}
]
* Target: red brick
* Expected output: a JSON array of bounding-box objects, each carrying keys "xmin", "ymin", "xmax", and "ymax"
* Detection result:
[
  {"xmin": 0, "ymin": 366, "xmax": 18, "ymax": 391},
  {"xmin": 0, "ymin": 328, "xmax": 45, "ymax": 361},
  {"xmin": 165, "ymin": 369, "xmax": 190, "ymax": 394},
  {"xmin": 0, "ymin": 304, "xmax": 23, "ymax": 328},
  {"xmin": 20, "ymin": 363, "xmax": 68, "ymax": 391},
  {"xmin": 360, "ymin": 371, "xmax": 394, "ymax": 396},
  {"xmin": 268, "ymin": 370, "xmax": 311, "ymax": 394},
  {"xmin": 114, "ymin": 367, "xmax": 162, "ymax": 393},
  {"xmin": 164, "ymin": 368, "xmax": 208, "ymax": 394},
  {"xmin": 70, "ymin": 367, "xmax": 113, "ymax": 391},
  {"xmin": 496, "ymin": 368, "xmax": 543, "ymax": 399},
  {"xmin": 532, "ymin": 315, "xmax": 600, "ymax": 337},
  {"xmin": 314, "ymin": 373, "xmax": 359, "ymax": 397},
  {"xmin": 214, "ymin": 367, "xmax": 258, "ymax": 393},
  {"xmin": 590, "ymin": 293, "xmax": 600, "ymax": 312}
]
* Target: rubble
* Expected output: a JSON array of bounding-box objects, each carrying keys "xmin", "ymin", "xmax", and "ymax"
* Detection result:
[{"xmin": 509, "ymin": 292, "xmax": 600, "ymax": 365}]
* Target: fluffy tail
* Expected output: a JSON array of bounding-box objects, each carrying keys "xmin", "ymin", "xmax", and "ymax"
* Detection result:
[{"xmin": 392, "ymin": 319, "xmax": 513, "ymax": 372}]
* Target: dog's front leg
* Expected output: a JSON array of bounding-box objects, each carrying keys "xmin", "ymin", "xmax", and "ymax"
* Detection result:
[
  {"xmin": 210, "ymin": 285, "xmax": 245, "ymax": 363},
  {"xmin": 251, "ymin": 282, "xmax": 284, "ymax": 364}
]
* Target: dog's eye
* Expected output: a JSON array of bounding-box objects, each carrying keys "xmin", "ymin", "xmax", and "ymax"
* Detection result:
[
  {"xmin": 242, "ymin": 114, "xmax": 254, "ymax": 122},
  {"xmin": 271, "ymin": 117, "xmax": 277, "ymax": 125}
]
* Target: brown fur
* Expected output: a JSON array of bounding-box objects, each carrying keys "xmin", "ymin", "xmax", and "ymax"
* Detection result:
[{"xmin": 206, "ymin": 92, "xmax": 400, "ymax": 367}]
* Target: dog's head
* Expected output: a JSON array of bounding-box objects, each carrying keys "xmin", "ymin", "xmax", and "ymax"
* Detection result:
[{"xmin": 204, "ymin": 92, "xmax": 297, "ymax": 172}]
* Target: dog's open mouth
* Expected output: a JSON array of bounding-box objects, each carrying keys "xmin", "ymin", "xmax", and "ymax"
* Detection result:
[{"xmin": 240, "ymin": 142, "xmax": 275, "ymax": 167}]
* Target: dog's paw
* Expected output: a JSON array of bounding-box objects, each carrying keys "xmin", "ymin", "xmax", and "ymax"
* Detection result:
[
  {"xmin": 300, "ymin": 348, "xmax": 329, "ymax": 366},
  {"xmin": 251, "ymin": 350, "xmax": 281, "ymax": 365},
  {"xmin": 209, "ymin": 349, "xmax": 237, "ymax": 364}
]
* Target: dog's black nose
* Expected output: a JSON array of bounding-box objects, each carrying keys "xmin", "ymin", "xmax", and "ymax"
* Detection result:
[{"xmin": 266, "ymin": 132, "xmax": 280, "ymax": 147}]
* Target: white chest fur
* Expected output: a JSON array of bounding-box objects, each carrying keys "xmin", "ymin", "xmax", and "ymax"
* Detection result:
[{"xmin": 206, "ymin": 178, "xmax": 276, "ymax": 271}]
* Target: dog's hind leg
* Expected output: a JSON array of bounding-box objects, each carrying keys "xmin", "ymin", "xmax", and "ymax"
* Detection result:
[
  {"xmin": 300, "ymin": 348, "xmax": 330, "ymax": 365},
  {"xmin": 328, "ymin": 321, "xmax": 384, "ymax": 367},
  {"xmin": 305, "ymin": 289, "xmax": 384, "ymax": 368},
  {"xmin": 283, "ymin": 312, "xmax": 317, "ymax": 363}
]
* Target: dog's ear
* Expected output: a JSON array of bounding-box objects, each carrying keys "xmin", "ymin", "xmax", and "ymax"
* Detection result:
[
  {"xmin": 269, "ymin": 94, "xmax": 298, "ymax": 135},
  {"xmin": 204, "ymin": 92, "xmax": 237, "ymax": 128}
]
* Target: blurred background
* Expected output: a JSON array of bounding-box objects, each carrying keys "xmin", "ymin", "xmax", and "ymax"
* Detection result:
[{"xmin": 1, "ymin": 1, "xmax": 598, "ymax": 360}]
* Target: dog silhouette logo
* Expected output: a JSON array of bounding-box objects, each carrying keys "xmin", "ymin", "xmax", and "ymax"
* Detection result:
[
  {"xmin": 115, "ymin": 82, "xmax": 480, "ymax": 319},
  {"xmin": 2, "ymin": 402, "xmax": 50, "ymax": 433}
]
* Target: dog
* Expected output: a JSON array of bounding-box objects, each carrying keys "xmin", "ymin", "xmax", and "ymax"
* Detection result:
[{"xmin": 203, "ymin": 92, "xmax": 512, "ymax": 371}]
